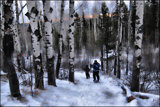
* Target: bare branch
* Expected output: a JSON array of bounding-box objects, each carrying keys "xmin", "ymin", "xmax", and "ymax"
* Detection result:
[
  {"xmin": 72, "ymin": 1, "xmax": 86, "ymax": 15},
  {"xmin": 18, "ymin": 3, "xmax": 27, "ymax": 16}
]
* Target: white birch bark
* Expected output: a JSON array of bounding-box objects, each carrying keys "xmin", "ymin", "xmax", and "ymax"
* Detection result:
[
  {"xmin": 1, "ymin": 0, "xmax": 4, "ymax": 38},
  {"xmin": 59, "ymin": 0, "xmax": 65, "ymax": 58},
  {"xmin": 3, "ymin": 1, "xmax": 21, "ymax": 53},
  {"xmin": 12, "ymin": 22, "xmax": 21, "ymax": 53},
  {"xmin": 43, "ymin": 0, "xmax": 56, "ymax": 86},
  {"xmin": 43, "ymin": 1, "xmax": 54, "ymax": 59},
  {"xmin": 27, "ymin": 1, "xmax": 41, "ymax": 59},
  {"xmin": 68, "ymin": 0, "xmax": 75, "ymax": 82},
  {"xmin": 131, "ymin": 0, "xmax": 144, "ymax": 91},
  {"xmin": 26, "ymin": 1, "xmax": 44, "ymax": 89},
  {"xmin": 14, "ymin": 0, "xmax": 21, "ymax": 53},
  {"xmin": 134, "ymin": 1, "xmax": 144, "ymax": 69},
  {"xmin": 0, "ymin": 0, "xmax": 4, "ymax": 71}
]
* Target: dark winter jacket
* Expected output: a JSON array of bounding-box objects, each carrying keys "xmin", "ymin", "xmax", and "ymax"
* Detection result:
[
  {"xmin": 85, "ymin": 66, "xmax": 90, "ymax": 73},
  {"xmin": 93, "ymin": 62, "xmax": 100, "ymax": 72}
]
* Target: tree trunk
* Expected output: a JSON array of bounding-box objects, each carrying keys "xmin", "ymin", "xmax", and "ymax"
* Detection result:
[
  {"xmin": 3, "ymin": 0, "xmax": 21, "ymax": 97},
  {"xmin": 114, "ymin": 54, "xmax": 117, "ymax": 75},
  {"xmin": 117, "ymin": 0, "xmax": 122, "ymax": 79},
  {"xmin": 126, "ymin": 0, "xmax": 133, "ymax": 75},
  {"xmin": 114, "ymin": 0, "xmax": 119, "ymax": 76},
  {"xmin": 156, "ymin": 0, "xmax": 159, "ymax": 48},
  {"xmin": 43, "ymin": 0, "xmax": 56, "ymax": 86},
  {"xmin": 0, "ymin": 0, "xmax": 3, "ymax": 71},
  {"xmin": 20, "ymin": 1, "xmax": 28, "ymax": 71},
  {"xmin": 131, "ymin": 0, "xmax": 144, "ymax": 92},
  {"xmin": 106, "ymin": 48, "xmax": 108, "ymax": 74},
  {"xmin": 117, "ymin": 48, "xmax": 121, "ymax": 79},
  {"xmin": 126, "ymin": 46, "xmax": 129, "ymax": 75},
  {"xmin": 117, "ymin": 0, "xmax": 124, "ymax": 79},
  {"xmin": 15, "ymin": 0, "xmax": 23, "ymax": 73},
  {"xmin": 153, "ymin": 0, "xmax": 159, "ymax": 47},
  {"xmin": 106, "ymin": 15, "xmax": 111, "ymax": 74},
  {"xmin": 68, "ymin": 0, "xmax": 75, "ymax": 83},
  {"xmin": 94, "ymin": 17, "xmax": 97, "ymax": 40},
  {"xmin": 26, "ymin": 1, "xmax": 44, "ymax": 89},
  {"xmin": 101, "ymin": 46, "xmax": 104, "ymax": 71},
  {"xmin": 151, "ymin": 0, "xmax": 157, "ymax": 47},
  {"xmin": 20, "ymin": 1, "xmax": 28, "ymax": 55},
  {"xmin": 100, "ymin": 15, "xmax": 104, "ymax": 71},
  {"xmin": 56, "ymin": 0, "xmax": 65, "ymax": 78},
  {"xmin": 13, "ymin": 0, "xmax": 21, "ymax": 54},
  {"xmin": 0, "ymin": 0, "xmax": 4, "ymax": 72}
]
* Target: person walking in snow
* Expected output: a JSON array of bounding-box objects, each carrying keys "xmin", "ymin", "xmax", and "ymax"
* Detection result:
[
  {"xmin": 93, "ymin": 60, "xmax": 100, "ymax": 82},
  {"xmin": 84, "ymin": 65, "xmax": 90, "ymax": 79}
]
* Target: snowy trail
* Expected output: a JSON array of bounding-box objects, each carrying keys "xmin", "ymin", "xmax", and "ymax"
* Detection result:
[
  {"xmin": 39, "ymin": 72, "xmax": 128, "ymax": 106},
  {"xmin": 1, "ymin": 71, "xmax": 159, "ymax": 106}
]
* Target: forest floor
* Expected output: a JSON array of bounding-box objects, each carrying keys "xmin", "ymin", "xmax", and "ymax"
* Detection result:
[{"xmin": 0, "ymin": 70, "xmax": 159, "ymax": 106}]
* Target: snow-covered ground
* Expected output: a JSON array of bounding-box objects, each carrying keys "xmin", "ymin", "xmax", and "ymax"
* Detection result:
[{"xmin": 0, "ymin": 70, "xmax": 159, "ymax": 106}]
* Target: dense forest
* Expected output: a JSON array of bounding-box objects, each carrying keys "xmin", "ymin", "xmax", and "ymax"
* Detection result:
[{"xmin": 0, "ymin": 0, "xmax": 159, "ymax": 106}]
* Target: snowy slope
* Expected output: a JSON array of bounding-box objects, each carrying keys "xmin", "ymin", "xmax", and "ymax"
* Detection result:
[{"xmin": 0, "ymin": 71, "xmax": 159, "ymax": 106}]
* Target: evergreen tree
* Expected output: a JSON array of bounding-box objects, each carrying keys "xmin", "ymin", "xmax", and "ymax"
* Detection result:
[
  {"xmin": 144, "ymin": 0, "xmax": 159, "ymax": 47},
  {"xmin": 120, "ymin": 2, "xmax": 128, "ymax": 75},
  {"xmin": 97, "ymin": 14, "xmax": 104, "ymax": 71},
  {"xmin": 102, "ymin": 2, "xmax": 110, "ymax": 73},
  {"xmin": 88, "ymin": 19, "xmax": 96, "ymax": 57},
  {"xmin": 122, "ymin": 2, "xmax": 128, "ymax": 44},
  {"xmin": 81, "ymin": 12, "xmax": 88, "ymax": 50},
  {"xmin": 97, "ymin": 2, "xmax": 116, "ymax": 73}
]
